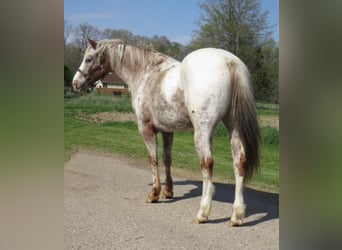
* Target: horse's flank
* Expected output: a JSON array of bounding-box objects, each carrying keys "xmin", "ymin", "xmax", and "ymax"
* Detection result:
[{"xmin": 132, "ymin": 60, "xmax": 192, "ymax": 132}]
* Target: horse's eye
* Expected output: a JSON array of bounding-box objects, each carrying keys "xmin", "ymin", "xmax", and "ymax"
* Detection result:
[{"xmin": 85, "ymin": 57, "xmax": 92, "ymax": 63}]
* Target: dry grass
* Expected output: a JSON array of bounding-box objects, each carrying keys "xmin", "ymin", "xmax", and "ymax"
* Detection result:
[
  {"xmin": 259, "ymin": 114, "xmax": 279, "ymax": 129},
  {"xmin": 74, "ymin": 111, "xmax": 279, "ymax": 130}
]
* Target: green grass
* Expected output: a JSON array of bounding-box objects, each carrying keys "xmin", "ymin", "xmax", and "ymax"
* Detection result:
[
  {"xmin": 64, "ymin": 94, "xmax": 279, "ymax": 192},
  {"xmin": 256, "ymin": 102, "xmax": 279, "ymax": 115},
  {"xmin": 64, "ymin": 92, "xmax": 132, "ymax": 117}
]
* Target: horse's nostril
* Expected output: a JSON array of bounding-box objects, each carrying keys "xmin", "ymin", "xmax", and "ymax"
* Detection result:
[{"xmin": 73, "ymin": 80, "xmax": 78, "ymax": 89}]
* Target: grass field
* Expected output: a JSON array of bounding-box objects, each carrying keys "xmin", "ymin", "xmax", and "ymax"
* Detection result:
[{"xmin": 64, "ymin": 93, "xmax": 279, "ymax": 192}]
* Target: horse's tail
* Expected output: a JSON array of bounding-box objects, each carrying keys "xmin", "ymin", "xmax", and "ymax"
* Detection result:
[{"xmin": 228, "ymin": 60, "xmax": 261, "ymax": 181}]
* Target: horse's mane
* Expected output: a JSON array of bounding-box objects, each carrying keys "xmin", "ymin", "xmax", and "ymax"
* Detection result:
[{"xmin": 97, "ymin": 39, "xmax": 177, "ymax": 71}]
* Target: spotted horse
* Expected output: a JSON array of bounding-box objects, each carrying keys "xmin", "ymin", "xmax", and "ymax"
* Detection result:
[{"xmin": 72, "ymin": 39, "xmax": 261, "ymax": 226}]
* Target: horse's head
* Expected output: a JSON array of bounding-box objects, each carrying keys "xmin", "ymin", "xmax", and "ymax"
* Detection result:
[{"xmin": 72, "ymin": 39, "xmax": 110, "ymax": 92}]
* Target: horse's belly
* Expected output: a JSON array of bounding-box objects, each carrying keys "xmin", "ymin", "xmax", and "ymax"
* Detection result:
[{"xmin": 154, "ymin": 109, "xmax": 193, "ymax": 132}]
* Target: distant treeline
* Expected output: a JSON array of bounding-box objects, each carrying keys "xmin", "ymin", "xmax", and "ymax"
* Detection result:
[{"xmin": 64, "ymin": 0, "xmax": 278, "ymax": 103}]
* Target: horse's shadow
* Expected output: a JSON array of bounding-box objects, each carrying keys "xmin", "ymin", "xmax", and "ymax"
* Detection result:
[{"xmin": 152, "ymin": 180, "xmax": 279, "ymax": 226}]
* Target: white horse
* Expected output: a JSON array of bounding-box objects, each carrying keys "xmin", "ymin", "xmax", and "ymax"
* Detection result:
[{"xmin": 72, "ymin": 39, "xmax": 261, "ymax": 226}]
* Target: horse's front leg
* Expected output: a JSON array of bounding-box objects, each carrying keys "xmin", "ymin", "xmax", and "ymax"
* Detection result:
[
  {"xmin": 161, "ymin": 132, "xmax": 174, "ymax": 199},
  {"xmin": 139, "ymin": 123, "xmax": 161, "ymax": 203}
]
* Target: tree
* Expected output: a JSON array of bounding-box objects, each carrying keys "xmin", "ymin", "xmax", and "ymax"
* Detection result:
[
  {"xmin": 261, "ymin": 39, "xmax": 279, "ymax": 102},
  {"xmin": 64, "ymin": 19, "xmax": 73, "ymax": 47},
  {"xmin": 101, "ymin": 28, "xmax": 134, "ymax": 42},
  {"xmin": 150, "ymin": 35, "xmax": 187, "ymax": 61},
  {"xmin": 64, "ymin": 44, "xmax": 83, "ymax": 73},
  {"xmin": 190, "ymin": 0, "xmax": 277, "ymax": 102},
  {"xmin": 64, "ymin": 65, "xmax": 73, "ymax": 87},
  {"xmin": 192, "ymin": 0, "xmax": 270, "ymax": 54},
  {"xmin": 100, "ymin": 30, "xmax": 188, "ymax": 60},
  {"xmin": 74, "ymin": 23, "xmax": 101, "ymax": 51}
]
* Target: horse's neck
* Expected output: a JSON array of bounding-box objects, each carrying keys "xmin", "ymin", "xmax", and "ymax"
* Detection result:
[
  {"xmin": 116, "ymin": 68, "xmax": 145, "ymax": 96},
  {"xmin": 109, "ymin": 45, "xmax": 177, "ymax": 96}
]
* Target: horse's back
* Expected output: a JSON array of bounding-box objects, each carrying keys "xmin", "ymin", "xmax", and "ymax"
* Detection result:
[
  {"xmin": 181, "ymin": 48, "xmax": 240, "ymax": 84},
  {"xmin": 180, "ymin": 48, "xmax": 240, "ymax": 120}
]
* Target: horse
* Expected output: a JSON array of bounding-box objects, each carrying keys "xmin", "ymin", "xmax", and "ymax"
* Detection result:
[{"xmin": 72, "ymin": 38, "xmax": 261, "ymax": 226}]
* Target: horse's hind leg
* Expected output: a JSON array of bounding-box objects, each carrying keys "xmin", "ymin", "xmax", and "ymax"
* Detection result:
[
  {"xmin": 229, "ymin": 128, "xmax": 246, "ymax": 226},
  {"xmin": 193, "ymin": 129, "xmax": 215, "ymax": 224},
  {"xmin": 161, "ymin": 132, "xmax": 174, "ymax": 199}
]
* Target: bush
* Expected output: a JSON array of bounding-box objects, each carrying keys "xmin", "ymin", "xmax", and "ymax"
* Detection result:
[
  {"xmin": 214, "ymin": 122, "xmax": 228, "ymax": 137},
  {"xmin": 64, "ymin": 65, "xmax": 74, "ymax": 86},
  {"xmin": 261, "ymin": 126, "xmax": 279, "ymax": 145},
  {"xmin": 214, "ymin": 123, "xmax": 279, "ymax": 145}
]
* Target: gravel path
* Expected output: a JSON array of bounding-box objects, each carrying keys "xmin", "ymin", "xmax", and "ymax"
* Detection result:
[{"xmin": 64, "ymin": 151, "xmax": 279, "ymax": 250}]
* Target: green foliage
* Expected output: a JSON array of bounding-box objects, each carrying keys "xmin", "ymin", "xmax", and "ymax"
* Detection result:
[
  {"xmin": 214, "ymin": 122, "xmax": 279, "ymax": 146},
  {"xmin": 190, "ymin": 0, "xmax": 279, "ymax": 103},
  {"xmin": 64, "ymin": 65, "xmax": 74, "ymax": 86},
  {"xmin": 191, "ymin": 0, "xmax": 270, "ymax": 53},
  {"xmin": 256, "ymin": 102, "xmax": 279, "ymax": 115},
  {"xmin": 261, "ymin": 126, "xmax": 279, "ymax": 145},
  {"xmin": 64, "ymin": 92, "xmax": 132, "ymax": 117},
  {"xmin": 213, "ymin": 122, "xmax": 228, "ymax": 137},
  {"xmin": 64, "ymin": 44, "xmax": 83, "ymax": 73}
]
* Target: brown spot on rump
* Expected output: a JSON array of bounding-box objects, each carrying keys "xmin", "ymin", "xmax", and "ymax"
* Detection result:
[{"xmin": 238, "ymin": 154, "xmax": 247, "ymax": 177}]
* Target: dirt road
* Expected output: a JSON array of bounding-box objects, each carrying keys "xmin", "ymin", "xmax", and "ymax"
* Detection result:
[{"xmin": 64, "ymin": 151, "xmax": 279, "ymax": 249}]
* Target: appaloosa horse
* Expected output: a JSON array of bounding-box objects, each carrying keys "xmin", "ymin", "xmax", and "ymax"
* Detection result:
[{"xmin": 72, "ymin": 39, "xmax": 261, "ymax": 226}]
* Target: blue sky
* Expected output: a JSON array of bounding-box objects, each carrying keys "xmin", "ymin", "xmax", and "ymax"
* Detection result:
[{"xmin": 64, "ymin": 0, "xmax": 278, "ymax": 45}]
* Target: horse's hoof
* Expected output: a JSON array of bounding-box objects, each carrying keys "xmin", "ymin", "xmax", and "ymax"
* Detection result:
[
  {"xmin": 228, "ymin": 219, "xmax": 243, "ymax": 227},
  {"xmin": 193, "ymin": 217, "xmax": 208, "ymax": 224},
  {"xmin": 146, "ymin": 192, "xmax": 159, "ymax": 203},
  {"xmin": 162, "ymin": 189, "xmax": 173, "ymax": 199},
  {"xmin": 146, "ymin": 196, "xmax": 159, "ymax": 203}
]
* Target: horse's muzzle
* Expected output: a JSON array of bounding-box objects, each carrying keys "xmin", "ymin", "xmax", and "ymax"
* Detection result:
[{"xmin": 72, "ymin": 79, "xmax": 82, "ymax": 92}]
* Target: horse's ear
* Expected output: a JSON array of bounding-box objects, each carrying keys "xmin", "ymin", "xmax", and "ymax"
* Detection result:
[{"xmin": 88, "ymin": 38, "xmax": 97, "ymax": 49}]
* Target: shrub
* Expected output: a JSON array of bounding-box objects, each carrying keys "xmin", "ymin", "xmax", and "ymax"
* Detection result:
[{"xmin": 261, "ymin": 126, "xmax": 279, "ymax": 145}]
